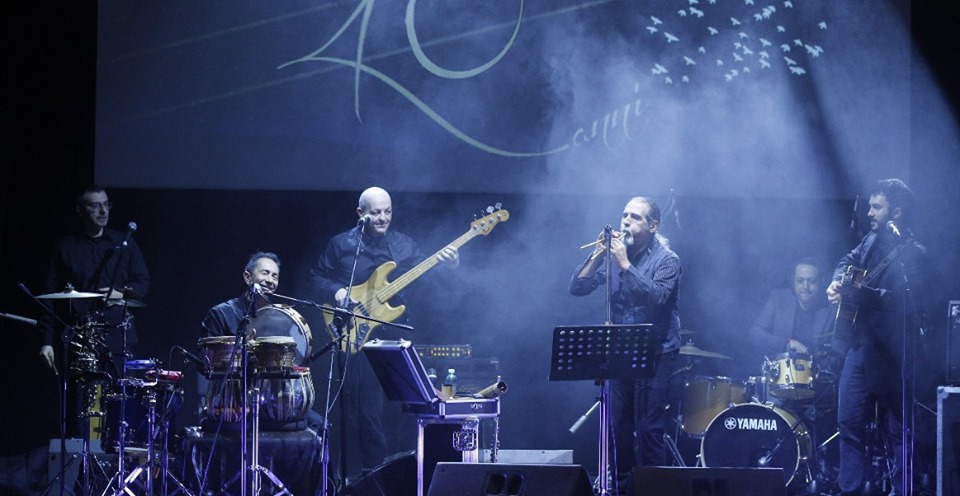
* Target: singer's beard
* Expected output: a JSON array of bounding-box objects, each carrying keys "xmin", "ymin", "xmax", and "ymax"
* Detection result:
[{"xmin": 621, "ymin": 231, "xmax": 634, "ymax": 247}]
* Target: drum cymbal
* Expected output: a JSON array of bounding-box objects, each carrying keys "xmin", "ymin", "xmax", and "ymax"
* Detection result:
[
  {"xmin": 107, "ymin": 299, "xmax": 147, "ymax": 308},
  {"xmin": 679, "ymin": 343, "xmax": 731, "ymax": 359},
  {"xmin": 37, "ymin": 289, "xmax": 103, "ymax": 299}
]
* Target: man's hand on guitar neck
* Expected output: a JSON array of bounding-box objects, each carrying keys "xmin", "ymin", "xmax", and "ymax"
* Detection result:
[{"xmin": 436, "ymin": 246, "xmax": 459, "ymax": 269}]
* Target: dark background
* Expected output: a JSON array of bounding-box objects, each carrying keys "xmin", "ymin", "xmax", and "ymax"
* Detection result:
[{"xmin": 3, "ymin": 0, "xmax": 959, "ymax": 482}]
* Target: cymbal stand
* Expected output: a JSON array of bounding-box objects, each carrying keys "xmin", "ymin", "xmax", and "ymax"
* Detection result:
[
  {"xmin": 40, "ymin": 370, "xmax": 112, "ymax": 496},
  {"xmin": 100, "ymin": 316, "xmax": 134, "ymax": 496}
]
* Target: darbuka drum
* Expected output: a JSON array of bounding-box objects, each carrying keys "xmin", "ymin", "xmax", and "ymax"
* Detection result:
[
  {"xmin": 205, "ymin": 368, "xmax": 315, "ymax": 424},
  {"xmin": 767, "ymin": 352, "xmax": 815, "ymax": 400},
  {"xmin": 252, "ymin": 336, "xmax": 297, "ymax": 372},
  {"xmin": 199, "ymin": 336, "xmax": 244, "ymax": 373},
  {"xmin": 205, "ymin": 378, "xmax": 246, "ymax": 423},
  {"xmin": 257, "ymin": 367, "xmax": 315, "ymax": 424},
  {"xmin": 700, "ymin": 403, "xmax": 812, "ymax": 487},
  {"xmin": 681, "ymin": 376, "xmax": 745, "ymax": 437},
  {"xmin": 248, "ymin": 305, "xmax": 312, "ymax": 365}
]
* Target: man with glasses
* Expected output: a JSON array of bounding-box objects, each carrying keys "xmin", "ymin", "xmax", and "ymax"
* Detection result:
[{"xmin": 38, "ymin": 185, "xmax": 151, "ymax": 382}]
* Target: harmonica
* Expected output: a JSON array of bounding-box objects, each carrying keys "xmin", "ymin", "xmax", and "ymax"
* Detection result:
[{"xmin": 579, "ymin": 231, "xmax": 625, "ymax": 249}]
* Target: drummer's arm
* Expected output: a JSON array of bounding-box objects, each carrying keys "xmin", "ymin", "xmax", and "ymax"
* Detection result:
[{"xmin": 786, "ymin": 338, "xmax": 808, "ymax": 354}]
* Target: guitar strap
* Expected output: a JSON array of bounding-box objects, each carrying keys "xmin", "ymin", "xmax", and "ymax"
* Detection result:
[{"xmin": 858, "ymin": 237, "xmax": 909, "ymax": 290}]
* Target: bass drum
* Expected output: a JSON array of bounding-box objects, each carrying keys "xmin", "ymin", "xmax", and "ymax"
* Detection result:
[
  {"xmin": 700, "ymin": 403, "xmax": 812, "ymax": 487},
  {"xmin": 248, "ymin": 305, "xmax": 312, "ymax": 365}
]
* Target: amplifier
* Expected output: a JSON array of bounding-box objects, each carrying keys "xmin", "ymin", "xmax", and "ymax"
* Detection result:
[{"xmin": 418, "ymin": 351, "xmax": 499, "ymax": 395}]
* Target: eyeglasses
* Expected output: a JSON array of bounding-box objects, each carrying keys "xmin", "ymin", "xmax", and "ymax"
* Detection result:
[{"xmin": 82, "ymin": 201, "xmax": 113, "ymax": 211}]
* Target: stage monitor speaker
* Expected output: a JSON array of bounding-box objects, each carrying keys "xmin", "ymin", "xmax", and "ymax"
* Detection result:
[
  {"xmin": 946, "ymin": 301, "xmax": 960, "ymax": 382},
  {"xmin": 633, "ymin": 467, "xmax": 785, "ymax": 496},
  {"xmin": 344, "ymin": 451, "xmax": 417, "ymax": 496},
  {"xmin": 427, "ymin": 462, "xmax": 592, "ymax": 496},
  {"xmin": 938, "ymin": 386, "xmax": 960, "ymax": 495}
]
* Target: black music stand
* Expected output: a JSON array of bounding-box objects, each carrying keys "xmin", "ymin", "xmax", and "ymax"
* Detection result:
[{"xmin": 550, "ymin": 324, "xmax": 664, "ymax": 496}]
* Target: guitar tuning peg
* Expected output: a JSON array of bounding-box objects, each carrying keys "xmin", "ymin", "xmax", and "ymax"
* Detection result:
[
  {"xmin": 494, "ymin": 202, "xmax": 502, "ymax": 210},
  {"xmin": 486, "ymin": 206, "xmax": 494, "ymax": 214}
]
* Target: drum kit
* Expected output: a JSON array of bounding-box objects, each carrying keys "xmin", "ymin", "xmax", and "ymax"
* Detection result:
[
  {"xmin": 35, "ymin": 286, "xmax": 191, "ymax": 496},
  {"xmin": 674, "ymin": 334, "xmax": 842, "ymax": 493}
]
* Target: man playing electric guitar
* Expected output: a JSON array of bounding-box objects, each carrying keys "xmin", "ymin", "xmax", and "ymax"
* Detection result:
[
  {"xmin": 825, "ymin": 178, "xmax": 933, "ymax": 496},
  {"xmin": 309, "ymin": 186, "xmax": 459, "ymax": 479}
]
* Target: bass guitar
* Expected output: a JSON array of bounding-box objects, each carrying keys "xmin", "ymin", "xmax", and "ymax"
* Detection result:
[{"xmin": 324, "ymin": 207, "xmax": 510, "ymax": 353}]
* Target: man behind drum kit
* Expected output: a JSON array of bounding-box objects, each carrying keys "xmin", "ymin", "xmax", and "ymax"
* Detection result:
[
  {"xmin": 747, "ymin": 258, "xmax": 832, "ymax": 360},
  {"xmin": 198, "ymin": 252, "xmax": 323, "ymax": 430}
]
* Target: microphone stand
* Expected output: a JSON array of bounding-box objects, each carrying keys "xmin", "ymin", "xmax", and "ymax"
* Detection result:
[
  {"xmin": 893, "ymin": 235, "xmax": 922, "ymax": 496},
  {"xmin": 267, "ymin": 223, "xmax": 412, "ymax": 494},
  {"xmin": 594, "ymin": 226, "xmax": 615, "ymax": 495},
  {"xmin": 100, "ymin": 225, "xmax": 135, "ymax": 494}
]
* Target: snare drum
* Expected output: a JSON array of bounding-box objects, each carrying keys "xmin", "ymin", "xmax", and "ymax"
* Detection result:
[
  {"xmin": 248, "ymin": 305, "xmax": 312, "ymax": 365},
  {"xmin": 681, "ymin": 376, "xmax": 745, "ymax": 437},
  {"xmin": 199, "ymin": 336, "xmax": 245, "ymax": 373},
  {"xmin": 252, "ymin": 336, "xmax": 297, "ymax": 372},
  {"xmin": 766, "ymin": 352, "xmax": 815, "ymax": 400}
]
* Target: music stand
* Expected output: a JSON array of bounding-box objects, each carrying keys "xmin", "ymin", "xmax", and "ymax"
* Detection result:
[
  {"xmin": 550, "ymin": 324, "xmax": 664, "ymax": 496},
  {"xmin": 362, "ymin": 338, "xmax": 437, "ymax": 405}
]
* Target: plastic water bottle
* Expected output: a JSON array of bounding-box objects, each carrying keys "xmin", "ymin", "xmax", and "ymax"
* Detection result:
[{"xmin": 442, "ymin": 368, "xmax": 458, "ymax": 398}]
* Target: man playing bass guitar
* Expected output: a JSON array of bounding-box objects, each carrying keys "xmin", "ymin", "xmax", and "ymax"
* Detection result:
[{"xmin": 309, "ymin": 186, "xmax": 459, "ymax": 479}]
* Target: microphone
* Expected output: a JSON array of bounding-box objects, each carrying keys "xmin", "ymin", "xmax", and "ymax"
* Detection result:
[
  {"xmin": 358, "ymin": 215, "xmax": 372, "ymax": 226},
  {"xmin": 177, "ymin": 346, "xmax": 208, "ymax": 375},
  {"xmin": 474, "ymin": 380, "xmax": 508, "ymax": 399},
  {"xmin": 121, "ymin": 221, "xmax": 138, "ymax": 247},
  {"xmin": 0, "ymin": 312, "xmax": 38, "ymax": 327},
  {"xmin": 849, "ymin": 195, "xmax": 860, "ymax": 230},
  {"xmin": 886, "ymin": 221, "xmax": 901, "ymax": 237},
  {"xmin": 250, "ymin": 282, "xmax": 263, "ymax": 295}
]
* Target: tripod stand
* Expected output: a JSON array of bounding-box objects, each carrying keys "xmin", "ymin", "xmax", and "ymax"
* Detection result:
[
  {"xmin": 40, "ymin": 371, "xmax": 113, "ymax": 496},
  {"xmin": 106, "ymin": 377, "xmax": 192, "ymax": 496},
  {"xmin": 550, "ymin": 324, "xmax": 664, "ymax": 495}
]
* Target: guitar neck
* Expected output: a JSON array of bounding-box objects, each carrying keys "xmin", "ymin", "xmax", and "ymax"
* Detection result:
[{"xmin": 376, "ymin": 229, "xmax": 477, "ymax": 302}]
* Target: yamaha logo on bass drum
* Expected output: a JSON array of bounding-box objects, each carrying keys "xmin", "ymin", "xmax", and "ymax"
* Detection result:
[{"xmin": 723, "ymin": 415, "xmax": 779, "ymax": 431}]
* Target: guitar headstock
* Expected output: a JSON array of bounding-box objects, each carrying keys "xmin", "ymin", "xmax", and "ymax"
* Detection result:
[{"xmin": 471, "ymin": 205, "xmax": 510, "ymax": 236}]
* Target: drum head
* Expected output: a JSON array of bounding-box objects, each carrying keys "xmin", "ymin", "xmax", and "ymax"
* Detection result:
[
  {"xmin": 700, "ymin": 403, "xmax": 809, "ymax": 486},
  {"xmin": 248, "ymin": 305, "xmax": 312, "ymax": 364}
]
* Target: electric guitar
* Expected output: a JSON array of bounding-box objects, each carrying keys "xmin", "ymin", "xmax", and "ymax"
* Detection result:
[{"xmin": 324, "ymin": 207, "xmax": 510, "ymax": 353}]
